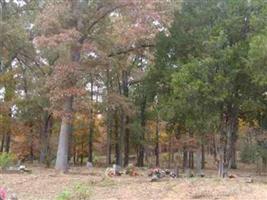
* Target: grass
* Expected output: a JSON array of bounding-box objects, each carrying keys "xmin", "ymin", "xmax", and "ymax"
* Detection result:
[
  {"xmin": 2, "ymin": 164, "xmax": 267, "ymax": 200},
  {"xmin": 96, "ymin": 177, "xmax": 117, "ymax": 187},
  {"xmin": 56, "ymin": 183, "xmax": 92, "ymax": 200}
]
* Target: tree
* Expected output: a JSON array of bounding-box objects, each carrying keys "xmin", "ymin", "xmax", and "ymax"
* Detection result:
[
  {"xmin": 36, "ymin": 0, "xmax": 169, "ymax": 171},
  {"xmin": 153, "ymin": 0, "xmax": 267, "ymax": 176},
  {"xmin": 0, "ymin": 0, "xmax": 37, "ymax": 155}
]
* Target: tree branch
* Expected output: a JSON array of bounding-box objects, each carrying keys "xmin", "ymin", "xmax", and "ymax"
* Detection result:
[
  {"xmin": 87, "ymin": 3, "xmax": 132, "ymax": 33},
  {"xmin": 108, "ymin": 42, "xmax": 155, "ymax": 57}
]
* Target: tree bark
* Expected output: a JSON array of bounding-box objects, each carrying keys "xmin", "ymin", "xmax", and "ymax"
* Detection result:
[
  {"xmin": 189, "ymin": 151, "xmax": 194, "ymax": 169},
  {"xmin": 137, "ymin": 96, "xmax": 146, "ymax": 167},
  {"xmin": 3, "ymin": 110, "xmax": 12, "ymax": 153},
  {"xmin": 4, "ymin": 133, "xmax": 10, "ymax": 153},
  {"xmin": 29, "ymin": 123, "xmax": 34, "ymax": 162},
  {"xmin": 114, "ymin": 110, "xmax": 120, "ymax": 165},
  {"xmin": 106, "ymin": 109, "xmax": 112, "ymax": 166},
  {"xmin": 122, "ymin": 70, "xmax": 129, "ymax": 167},
  {"xmin": 201, "ymin": 143, "xmax": 205, "ymax": 169},
  {"xmin": 0, "ymin": 134, "xmax": 5, "ymax": 152},
  {"xmin": 88, "ymin": 80, "xmax": 94, "ymax": 163},
  {"xmin": 73, "ymin": 144, "xmax": 76, "ymax": 165},
  {"xmin": 231, "ymin": 139, "xmax": 237, "ymax": 169},
  {"xmin": 185, "ymin": 151, "xmax": 190, "ymax": 177},
  {"xmin": 218, "ymin": 145, "xmax": 224, "ymax": 177},
  {"xmin": 212, "ymin": 135, "xmax": 217, "ymax": 162},
  {"xmin": 55, "ymin": 96, "xmax": 73, "ymax": 172},
  {"xmin": 224, "ymin": 104, "xmax": 239, "ymax": 175},
  {"xmin": 155, "ymin": 110, "xmax": 160, "ymax": 167},
  {"xmin": 218, "ymin": 111, "xmax": 226, "ymax": 177},
  {"xmin": 124, "ymin": 118, "xmax": 129, "ymax": 167},
  {"xmin": 106, "ymin": 68, "xmax": 112, "ymax": 166},
  {"xmin": 230, "ymin": 120, "xmax": 238, "ymax": 169},
  {"xmin": 196, "ymin": 147, "xmax": 202, "ymax": 176},
  {"xmin": 80, "ymin": 142, "xmax": 84, "ymax": 165},
  {"xmin": 88, "ymin": 75, "xmax": 94, "ymax": 163},
  {"xmin": 183, "ymin": 146, "xmax": 187, "ymax": 171},
  {"xmin": 40, "ymin": 113, "xmax": 52, "ymax": 165},
  {"xmin": 119, "ymin": 111, "xmax": 125, "ymax": 166},
  {"xmin": 168, "ymin": 132, "xmax": 172, "ymax": 169}
]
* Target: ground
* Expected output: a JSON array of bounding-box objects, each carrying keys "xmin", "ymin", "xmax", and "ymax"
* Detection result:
[{"xmin": 1, "ymin": 166, "xmax": 267, "ymax": 200}]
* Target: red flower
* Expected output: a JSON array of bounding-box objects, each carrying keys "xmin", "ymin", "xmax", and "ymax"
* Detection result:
[{"xmin": 0, "ymin": 188, "xmax": 7, "ymax": 200}]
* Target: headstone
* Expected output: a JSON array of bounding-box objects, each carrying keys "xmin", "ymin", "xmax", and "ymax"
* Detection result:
[
  {"xmin": 113, "ymin": 164, "xmax": 121, "ymax": 175},
  {"xmin": 86, "ymin": 162, "xmax": 93, "ymax": 169}
]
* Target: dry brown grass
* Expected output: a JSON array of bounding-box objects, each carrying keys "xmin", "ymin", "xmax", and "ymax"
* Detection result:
[{"xmin": 1, "ymin": 166, "xmax": 267, "ymax": 200}]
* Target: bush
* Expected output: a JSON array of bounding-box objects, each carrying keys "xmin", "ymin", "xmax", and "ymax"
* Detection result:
[
  {"xmin": 240, "ymin": 144, "xmax": 264, "ymax": 164},
  {"xmin": 56, "ymin": 190, "xmax": 71, "ymax": 200},
  {"xmin": 74, "ymin": 183, "xmax": 92, "ymax": 200},
  {"xmin": 0, "ymin": 153, "xmax": 16, "ymax": 169},
  {"xmin": 56, "ymin": 184, "xmax": 92, "ymax": 200}
]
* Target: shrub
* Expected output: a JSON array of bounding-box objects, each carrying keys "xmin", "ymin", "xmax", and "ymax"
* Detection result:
[
  {"xmin": 0, "ymin": 153, "xmax": 16, "ymax": 169},
  {"xmin": 74, "ymin": 183, "xmax": 92, "ymax": 200},
  {"xmin": 56, "ymin": 190, "xmax": 71, "ymax": 200},
  {"xmin": 56, "ymin": 183, "xmax": 92, "ymax": 200},
  {"xmin": 240, "ymin": 143, "xmax": 264, "ymax": 164}
]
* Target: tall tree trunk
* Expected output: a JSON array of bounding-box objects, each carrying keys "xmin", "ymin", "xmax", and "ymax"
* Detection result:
[
  {"xmin": 183, "ymin": 146, "xmax": 187, "ymax": 171},
  {"xmin": 189, "ymin": 151, "xmax": 194, "ymax": 169},
  {"xmin": 29, "ymin": 123, "xmax": 34, "ymax": 162},
  {"xmin": 88, "ymin": 115, "xmax": 94, "ymax": 163},
  {"xmin": 218, "ymin": 110, "xmax": 227, "ymax": 177},
  {"xmin": 155, "ymin": 111, "xmax": 160, "ymax": 167},
  {"xmin": 212, "ymin": 135, "xmax": 217, "ymax": 162},
  {"xmin": 201, "ymin": 143, "xmax": 205, "ymax": 169},
  {"xmin": 189, "ymin": 131, "xmax": 194, "ymax": 169},
  {"xmin": 230, "ymin": 119, "xmax": 238, "ymax": 169},
  {"xmin": 185, "ymin": 151, "xmax": 190, "ymax": 177},
  {"xmin": 231, "ymin": 139, "xmax": 237, "ymax": 169},
  {"xmin": 88, "ymin": 75, "xmax": 94, "ymax": 163},
  {"xmin": 55, "ymin": 96, "xmax": 73, "ymax": 172},
  {"xmin": 224, "ymin": 104, "xmax": 239, "ymax": 175},
  {"xmin": 106, "ymin": 109, "xmax": 112, "ymax": 166},
  {"xmin": 0, "ymin": 134, "xmax": 5, "ymax": 152},
  {"xmin": 4, "ymin": 110, "xmax": 12, "ymax": 153},
  {"xmin": 4, "ymin": 133, "xmax": 10, "ymax": 153},
  {"xmin": 73, "ymin": 144, "xmax": 76, "ymax": 165},
  {"xmin": 218, "ymin": 144, "xmax": 224, "ymax": 177},
  {"xmin": 137, "ymin": 96, "xmax": 146, "ymax": 167},
  {"xmin": 122, "ymin": 70, "xmax": 129, "ymax": 167},
  {"xmin": 196, "ymin": 147, "xmax": 202, "ymax": 176},
  {"xmin": 106, "ymin": 68, "xmax": 112, "ymax": 166},
  {"xmin": 119, "ymin": 111, "xmax": 124, "ymax": 166},
  {"xmin": 168, "ymin": 133, "xmax": 172, "ymax": 169},
  {"xmin": 114, "ymin": 110, "xmax": 120, "ymax": 165},
  {"xmin": 124, "ymin": 118, "xmax": 129, "ymax": 167},
  {"xmin": 80, "ymin": 142, "xmax": 84, "ymax": 165},
  {"xmin": 40, "ymin": 113, "xmax": 52, "ymax": 165}
]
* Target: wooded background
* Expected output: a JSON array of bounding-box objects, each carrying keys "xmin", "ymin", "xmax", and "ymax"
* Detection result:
[{"xmin": 0, "ymin": 0, "xmax": 267, "ymax": 177}]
